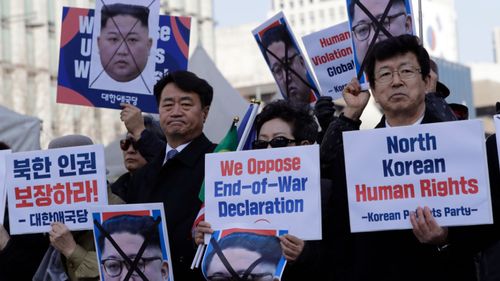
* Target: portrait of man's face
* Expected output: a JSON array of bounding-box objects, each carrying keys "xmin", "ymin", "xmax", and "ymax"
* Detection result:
[
  {"xmin": 267, "ymin": 40, "xmax": 310, "ymax": 105},
  {"xmin": 206, "ymin": 248, "xmax": 275, "ymax": 281},
  {"xmin": 100, "ymin": 232, "xmax": 168, "ymax": 281},
  {"xmin": 351, "ymin": 0, "xmax": 412, "ymax": 66},
  {"xmin": 97, "ymin": 13, "xmax": 153, "ymax": 82}
]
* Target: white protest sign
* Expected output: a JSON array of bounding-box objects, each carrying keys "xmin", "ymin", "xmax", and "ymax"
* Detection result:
[
  {"xmin": 302, "ymin": 22, "xmax": 357, "ymax": 100},
  {"xmin": 91, "ymin": 203, "xmax": 174, "ymax": 281},
  {"xmin": 0, "ymin": 150, "xmax": 10, "ymax": 225},
  {"xmin": 343, "ymin": 120, "xmax": 492, "ymax": 232},
  {"xmin": 205, "ymin": 145, "xmax": 322, "ymax": 240},
  {"xmin": 6, "ymin": 145, "xmax": 108, "ymax": 234}
]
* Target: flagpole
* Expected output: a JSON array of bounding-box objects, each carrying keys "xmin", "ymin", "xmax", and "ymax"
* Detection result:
[{"xmin": 237, "ymin": 100, "xmax": 260, "ymax": 151}]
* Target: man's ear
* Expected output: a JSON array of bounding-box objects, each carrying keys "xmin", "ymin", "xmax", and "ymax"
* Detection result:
[
  {"xmin": 202, "ymin": 106, "xmax": 210, "ymax": 123},
  {"xmin": 405, "ymin": 15, "xmax": 413, "ymax": 33},
  {"xmin": 423, "ymin": 73, "xmax": 432, "ymax": 91},
  {"xmin": 161, "ymin": 261, "xmax": 169, "ymax": 281}
]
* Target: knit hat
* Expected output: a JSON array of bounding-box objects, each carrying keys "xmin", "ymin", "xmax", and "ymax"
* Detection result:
[{"xmin": 48, "ymin": 134, "xmax": 93, "ymax": 149}]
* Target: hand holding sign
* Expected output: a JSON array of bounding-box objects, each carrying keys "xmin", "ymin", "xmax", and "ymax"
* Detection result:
[
  {"xmin": 49, "ymin": 222, "xmax": 77, "ymax": 258},
  {"xmin": 410, "ymin": 206, "xmax": 448, "ymax": 245},
  {"xmin": 342, "ymin": 77, "xmax": 370, "ymax": 121}
]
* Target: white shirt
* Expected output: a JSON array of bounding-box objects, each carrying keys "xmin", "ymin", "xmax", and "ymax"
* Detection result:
[{"xmin": 163, "ymin": 141, "xmax": 191, "ymax": 165}]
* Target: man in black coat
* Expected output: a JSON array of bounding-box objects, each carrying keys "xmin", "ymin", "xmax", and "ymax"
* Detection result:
[
  {"xmin": 123, "ymin": 71, "xmax": 216, "ymax": 280},
  {"xmin": 320, "ymin": 35, "xmax": 480, "ymax": 281}
]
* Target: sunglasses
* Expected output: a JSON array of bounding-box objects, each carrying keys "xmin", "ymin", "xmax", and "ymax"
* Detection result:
[
  {"xmin": 119, "ymin": 138, "xmax": 139, "ymax": 151},
  {"xmin": 252, "ymin": 136, "xmax": 296, "ymax": 149}
]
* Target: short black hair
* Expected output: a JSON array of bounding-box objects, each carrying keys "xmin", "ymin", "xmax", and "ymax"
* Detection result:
[
  {"xmin": 254, "ymin": 100, "xmax": 318, "ymax": 144},
  {"xmin": 0, "ymin": 141, "xmax": 10, "ymax": 150},
  {"xmin": 153, "ymin": 70, "xmax": 213, "ymax": 108},
  {"xmin": 260, "ymin": 24, "xmax": 296, "ymax": 64},
  {"xmin": 365, "ymin": 34, "xmax": 430, "ymax": 89},
  {"xmin": 98, "ymin": 215, "xmax": 162, "ymax": 253},
  {"xmin": 348, "ymin": 0, "xmax": 406, "ymax": 20},
  {"xmin": 203, "ymin": 232, "xmax": 282, "ymax": 272},
  {"xmin": 101, "ymin": 3, "xmax": 149, "ymax": 29}
]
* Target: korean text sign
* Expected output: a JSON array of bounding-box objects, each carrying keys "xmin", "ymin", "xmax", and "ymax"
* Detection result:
[
  {"xmin": 57, "ymin": 7, "xmax": 191, "ymax": 113},
  {"xmin": 343, "ymin": 120, "xmax": 492, "ymax": 232},
  {"xmin": 205, "ymin": 145, "xmax": 322, "ymax": 240},
  {"xmin": 6, "ymin": 144, "xmax": 108, "ymax": 234},
  {"xmin": 302, "ymin": 22, "xmax": 356, "ymax": 100}
]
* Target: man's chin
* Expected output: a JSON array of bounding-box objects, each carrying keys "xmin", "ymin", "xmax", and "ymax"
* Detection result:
[{"xmin": 108, "ymin": 70, "xmax": 140, "ymax": 82}]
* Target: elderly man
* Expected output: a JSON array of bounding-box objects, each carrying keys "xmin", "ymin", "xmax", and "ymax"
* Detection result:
[
  {"xmin": 124, "ymin": 71, "xmax": 215, "ymax": 280},
  {"xmin": 320, "ymin": 35, "xmax": 478, "ymax": 280}
]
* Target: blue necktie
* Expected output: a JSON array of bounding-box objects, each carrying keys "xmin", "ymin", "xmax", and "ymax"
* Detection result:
[{"xmin": 166, "ymin": 149, "xmax": 178, "ymax": 161}]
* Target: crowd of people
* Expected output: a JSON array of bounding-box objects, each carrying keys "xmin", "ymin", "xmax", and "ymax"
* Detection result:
[{"xmin": 1, "ymin": 33, "xmax": 500, "ymax": 281}]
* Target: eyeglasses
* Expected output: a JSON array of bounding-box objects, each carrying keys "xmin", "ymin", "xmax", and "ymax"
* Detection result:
[
  {"xmin": 207, "ymin": 273, "xmax": 274, "ymax": 281},
  {"xmin": 375, "ymin": 65, "xmax": 421, "ymax": 85},
  {"xmin": 271, "ymin": 53, "xmax": 300, "ymax": 78},
  {"xmin": 352, "ymin": 12, "xmax": 406, "ymax": 41},
  {"xmin": 101, "ymin": 257, "xmax": 162, "ymax": 277},
  {"xmin": 119, "ymin": 138, "xmax": 138, "ymax": 151},
  {"xmin": 252, "ymin": 136, "xmax": 296, "ymax": 149}
]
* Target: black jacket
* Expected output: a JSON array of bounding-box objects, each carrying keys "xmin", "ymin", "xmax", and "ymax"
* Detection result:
[{"xmin": 126, "ymin": 133, "xmax": 216, "ymax": 281}]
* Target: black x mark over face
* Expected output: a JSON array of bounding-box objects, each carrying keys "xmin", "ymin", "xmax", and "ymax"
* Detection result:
[{"xmin": 350, "ymin": 0, "xmax": 412, "ymax": 77}]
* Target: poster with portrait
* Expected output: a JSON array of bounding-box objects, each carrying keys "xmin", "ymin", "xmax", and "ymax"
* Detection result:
[
  {"xmin": 201, "ymin": 228, "xmax": 287, "ymax": 281},
  {"xmin": 57, "ymin": 6, "xmax": 191, "ymax": 113},
  {"xmin": 5, "ymin": 145, "xmax": 108, "ymax": 234},
  {"xmin": 0, "ymin": 150, "xmax": 10, "ymax": 225},
  {"xmin": 89, "ymin": 0, "xmax": 160, "ymax": 95},
  {"xmin": 253, "ymin": 12, "xmax": 321, "ymax": 105},
  {"xmin": 346, "ymin": 0, "xmax": 415, "ymax": 90},
  {"xmin": 92, "ymin": 203, "xmax": 173, "ymax": 281}
]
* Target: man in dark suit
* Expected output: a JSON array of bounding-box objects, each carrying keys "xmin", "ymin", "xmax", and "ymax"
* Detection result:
[
  {"xmin": 320, "ymin": 35, "xmax": 479, "ymax": 281},
  {"xmin": 124, "ymin": 71, "xmax": 216, "ymax": 280}
]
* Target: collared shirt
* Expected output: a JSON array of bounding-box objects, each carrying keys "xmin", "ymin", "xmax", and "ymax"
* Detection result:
[{"xmin": 163, "ymin": 141, "xmax": 191, "ymax": 165}]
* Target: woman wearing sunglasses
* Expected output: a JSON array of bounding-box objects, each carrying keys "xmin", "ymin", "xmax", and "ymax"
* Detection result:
[
  {"xmin": 111, "ymin": 115, "xmax": 165, "ymax": 200},
  {"xmin": 195, "ymin": 100, "xmax": 340, "ymax": 280}
]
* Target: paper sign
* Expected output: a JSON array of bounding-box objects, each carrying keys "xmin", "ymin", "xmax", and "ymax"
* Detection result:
[
  {"xmin": 0, "ymin": 150, "xmax": 10, "ymax": 225},
  {"xmin": 343, "ymin": 120, "xmax": 492, "ymax": 232},
  {"xmin": 6, "ymin": 145, "xmax": 108, "ymax": 234},
  {"xmin": 92, "ymin": 203, "xmax": 173, "ymax": 281},
  {"xmin": 57, "ymin": 6, "xmax": 190, "ymax": 113},
  {"xmin": 252, "ymin": 12, "xmax": 321, "ymax": 104},
  {"xmin": 302, "ymin": 22, "xmax": 356, "ymax": 100},
  {"xmin": 205, "ymin": 145, "xmax": 322, "ymax": 240}
]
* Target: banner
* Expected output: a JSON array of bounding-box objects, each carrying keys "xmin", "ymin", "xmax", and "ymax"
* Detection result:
[
  {"xmin": 6, "ymin": 145, "xmax": 108, "ymax": 234},
  {"xmin": 343, "ymin": 120, "xmax": 492, "ymax": 232},
  {"xmin": 346, "ymin": 0, "xmax": 415, "ymax": 89},
  {"xmin": 92, "ymin": 203, "xmax": 173, "ymax": 281},
  {"xmin": 205, "ymin": 145, "xmax": 322, "ymax": 240},
  {"xmin": 252, "ymin": 12, "xmax": 321, "ymax": 104},
  {"xmin": 302, "ymin": 22, "xmax": 356, "ymax": 100},
  {"xmin": 0, "ymin": 150, "xmax": 10, "ymax": 225},
  {"xmin": 57, "ymin": 6, "xmax": 190, "ymax": 113},
  {"xmin": 201, "ymin": 228, "xmax": 287, "ymax": 281}
]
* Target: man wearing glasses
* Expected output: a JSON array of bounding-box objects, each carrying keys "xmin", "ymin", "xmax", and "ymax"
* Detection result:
[
  {"xmin": 348, "ymin": 0, "xmax": 413, "ymax": 69},
  {"xmin": 320, "ymin": 35, "xmax": 478, "ymax": 280},
  {"xmin": 261, "ymin": 25, "xmax": 315, "ymax": 105},
  {"xmin": 97, "ymin": 215, "xmax": 169, "ymax": 281}
]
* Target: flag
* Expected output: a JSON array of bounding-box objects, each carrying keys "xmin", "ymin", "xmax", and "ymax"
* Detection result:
[
  {"xmin": 193, "ymin": 122, "xmax": 238, "ymax": 229},
  {"xmin": 192, "ymin": 102, "xmax": 260, "ymax": 230}
]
